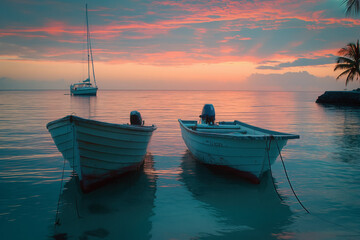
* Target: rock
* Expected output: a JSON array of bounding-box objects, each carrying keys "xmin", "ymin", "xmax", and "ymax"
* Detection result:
[{"xmin": 316, "ymin": 90, "xmax": 360, "ymax": 105}]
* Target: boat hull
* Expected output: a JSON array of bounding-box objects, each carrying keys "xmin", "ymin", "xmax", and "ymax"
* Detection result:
[
  {"xmin": 179, "ymin": 120, "xmax": 295, "ymax": 183},
  {"xmin": 47, "ymin": 115, "xmax": 156, "ymax": 192},
  {"xmin": 71, "ymin": 87, "xmax": 98, "ymax": 96}
]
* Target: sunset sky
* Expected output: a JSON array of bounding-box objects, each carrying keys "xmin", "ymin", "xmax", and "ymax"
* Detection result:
[{"xmin": 0, "ymin": 0, "xmax": 359, "ymax": 90}]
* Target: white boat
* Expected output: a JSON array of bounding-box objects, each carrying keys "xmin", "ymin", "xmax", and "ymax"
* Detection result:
[
  {"xmin": 70, "ymin": 80, "xmax": 97, "ymax": 96},
  {"xmin": 178, "ymin": 104, "xmax": 299, "ymax": 183},
  {"xmin": 70, "ymin": 4, "xmax": 98, "ymax": 96},
  {"xmin": 47, "ymin": 112, "xmax": 156, "ymax": 192}
]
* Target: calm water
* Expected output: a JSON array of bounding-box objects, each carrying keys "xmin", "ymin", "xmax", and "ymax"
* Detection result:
[{"xmin": 1, "ymin": 90, "xmax": 360, "ymax": 240}]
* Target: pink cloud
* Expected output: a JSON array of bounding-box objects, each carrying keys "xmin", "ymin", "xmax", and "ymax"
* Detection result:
[
  {"xmin": 148, "ymin": 0, "xmax": 360, "ymax": 31},
  {"xmin": 0, "ymin": 0, "xmax": 357, "ymax": 67},
  {"xmin": 1, "ymin": 0, "xmax": 358, "ymax": 43},
  {"xmin": 0, "ymin": 21, "xmax": 83, "ymax": 38},
  {"xmin": 0, "ymin": 32, "xmax": 48, "ymax": 38},
  {"xmin": 57, "ymin": 39, "xmax": 86, "ymax": 43},
  {"xmin": 87, "ymin": 7, "xmax": 111, "ymax": 12},
  {"xmin": 218, "ymin": 35, "xmax": 252, "ymax": 43}
]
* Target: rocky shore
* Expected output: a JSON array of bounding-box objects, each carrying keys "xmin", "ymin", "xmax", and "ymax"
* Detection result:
[{"xmin": 316, "ymin": 90, "xmax": 360, "ymax": 105}]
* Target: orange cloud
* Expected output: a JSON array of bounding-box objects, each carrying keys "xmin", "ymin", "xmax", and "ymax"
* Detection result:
[
  {"xmin": 218, "ymin": 35, "xmax": 252, "ymax": 43},
  {"xmin": 1, "ymin": 0, "xmax": 358, "ymax": 42},
  {"xmin": 0, "ymin": 0, "xmax": 357, "ymax": 68}
]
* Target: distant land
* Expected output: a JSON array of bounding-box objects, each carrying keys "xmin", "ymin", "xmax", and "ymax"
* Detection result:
[{"xmin": 0, "ymin": 71, "xmax": 358, "ymax": 91}]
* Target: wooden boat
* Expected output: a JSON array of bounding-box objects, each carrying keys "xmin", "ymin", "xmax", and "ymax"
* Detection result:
[
  {"xmin": 178, "ymin": 104, "xmax": 299, "ymax": 183},
  {"xmin": 70, "ymin": 4, "xmax": 98, "ymax": 96},
  {"xmin": 47, "ymin": 113, "xmax": 156, "ymax": 192}
]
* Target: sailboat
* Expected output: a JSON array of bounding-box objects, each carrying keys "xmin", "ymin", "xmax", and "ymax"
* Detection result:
[{"xmin": 70, "ymin": 4, "xmax": 98, "ymax": 96}]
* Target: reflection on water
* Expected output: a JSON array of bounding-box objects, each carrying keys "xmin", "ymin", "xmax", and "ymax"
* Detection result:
[
  {"xmin": 1, "ymin": 90, "xmax": 360, "ymax": 240},
  {"xmin": 70, "ymin": 95, "xmax": 97, "ymax": 120},
  {"xmin": 317, "ymin": 105, "xmax": 360, "ymax": 164},
  {"xmin": 52, "ymin": 154, "xmax": 156, "ymax": 240},
  {"xmin": 179, "ymin": 151, "xmax": 293, "ymax": 239}
]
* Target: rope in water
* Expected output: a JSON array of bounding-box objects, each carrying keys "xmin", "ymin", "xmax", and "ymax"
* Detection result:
[
  {"xmin": 55, "ymin": 119, "xmax": 76, "ymax": 226},
  {"xmin": 269, "ymin": 135, "xmax": 360, "ymax": 235},
  {"xmin": 70, "ymin": 119, "xmax": 82, "ymax": 219},
  {"xmin": 54, "ymin": 155, "xmax": 66, "ymax": 226},
  {"xmin": 266, "ymin": 138, "xmax": 283, "ymax": 202},
  {"xmin": 272, "ymin": 136, "xmax": 310, "ymax": 213}
]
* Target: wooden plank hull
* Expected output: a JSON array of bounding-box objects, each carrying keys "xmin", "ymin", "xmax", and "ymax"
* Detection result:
[
  {"xmin": 47, "ymin": 115, "xmax": 156, "ymax": 192},
  {"xmin": 179, "ymin": 120, "xmax": 298, "ymax": 183}
]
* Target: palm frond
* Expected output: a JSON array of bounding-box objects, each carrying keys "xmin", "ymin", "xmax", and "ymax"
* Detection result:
[
  {"xmin": 335, "ymin": 39, "xmax": 360, "ymax": 85},
  {"xmin": 336, "ymin": 56, "xmax": 355, "ymax": 64},
  {"xmin": 346, "ymin": 69, "xmax": 356, "ymax": 85},
  {"xmin": 334, "ymin": 63, "xmax": 353, "ymax": 71},
  {"xmin": 338, "ymin": 46, "xmax": 349, "ymax": 55},
  {"xmin": 336, "ymin": 69, "xmax": 351, "ymax": 80},
  {"xmin": 339, "ymin": 43, "xmax": 357, "ymax": 58},
  {"xmin": 343, "ymin": 0, "xmax": 360, "ymax": 16},
  {"xmin": 355, "ymin": 40, "xmax": 360, "ymax": 59},
  {"xmin": 349, "ymin": 43, "xmax": 358, "ymax": 57}
]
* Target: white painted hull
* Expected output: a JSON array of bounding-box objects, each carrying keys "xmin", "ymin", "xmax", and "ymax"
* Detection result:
[
  {"xmin": 179, "ymin": 120, "xmax": 299, "ymax": 182},
  {"xmin": 71, "ymin": 87, "xmax": 97, "ymax": 96},
  {"xmin": 47, "ymin": 115, "xmax": 156, "ymax": 191}
]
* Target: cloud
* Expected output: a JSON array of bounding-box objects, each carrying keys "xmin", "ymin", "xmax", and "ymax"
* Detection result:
[
  {"xmin": 218, "ymin": 35, "xmax": 252, "ymax": 43},
  {"xmin": 0, "ymin": 0, "xmax": 358, "ymax": 67},
  {"xmin": 257, "ymin": 55, "xmax": 336, "ymax": 70},
  {"xmin": 256, "ymin": 65, "xmax": 282, "ymax": 70},
  {"xmin": 244, "ymin": 71, "xmax": 358, "ymax": 91}
]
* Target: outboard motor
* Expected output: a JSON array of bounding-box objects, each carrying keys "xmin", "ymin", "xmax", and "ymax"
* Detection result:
[
  {"xmin": 130, "ymin": 111, "xmax": 142, "ymax": 126},
  {"xmin": 200, "ymin": 104, "xmax": 215, "ymax": 124}
]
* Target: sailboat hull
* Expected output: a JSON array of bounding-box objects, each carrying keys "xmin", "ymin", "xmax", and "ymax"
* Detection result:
[
  {"xmin": 47, "ymin": 115, "xmax": 156, "ymax": 192},
  {"xmin": 71, "ymin": 87, "xmax": 97, "ymax": 96}
]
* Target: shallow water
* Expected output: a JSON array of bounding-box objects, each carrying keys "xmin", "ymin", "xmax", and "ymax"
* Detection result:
[{"xmin": 0, "ymin": 90, "xmax": 360, "ymax": 240}]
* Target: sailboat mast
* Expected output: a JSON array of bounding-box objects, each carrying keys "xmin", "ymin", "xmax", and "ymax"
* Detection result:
[
  {"xmin": 85, "ymin": 4, "xmax": 97, "ymax": 87},
  {"xmin": 86, "ymin": 4, "xmax": 90, "ymax": 81}
]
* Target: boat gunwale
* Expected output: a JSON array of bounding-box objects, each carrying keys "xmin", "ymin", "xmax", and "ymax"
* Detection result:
[
  {"xmin": 178, "ymin": 119, "xmax": 299, "ymax": 140},
  {"xmin": 47, "ymin": 115, "xmax": 157, "ymax": 132}
]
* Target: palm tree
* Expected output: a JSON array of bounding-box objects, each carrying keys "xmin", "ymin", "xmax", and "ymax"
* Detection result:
[
  {"xmin": 343, "ymin": 0, "xmax": 360, "ymax": 16},
  {"xmin": 334, "ymin": 40, "xmax": 360, "ymax": 86}
]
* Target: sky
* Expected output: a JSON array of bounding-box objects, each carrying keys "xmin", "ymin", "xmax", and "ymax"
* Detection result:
[{"xmin": 0, "ymin": 0, "xmax": 359, "ymax": 90}]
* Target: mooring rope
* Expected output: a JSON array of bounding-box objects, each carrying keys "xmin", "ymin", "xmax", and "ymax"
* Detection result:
[
  {"xmin": 272, "ymin": 136, "xmax": 310, "ymax": 214},
  {"xmin": 71, "ymin": 121, "xmax": 82, "ymax": 219},
  {"xmin": 270, "ymin": 136, "xmax": 360, "ymax": 235},
  {"xmin": 55, "ymin": 121, "xmax": 76, "ymax": 226},
  {"xmin": 265, "ymin": 138, "xmax": 283, "ymax": 201},
  {"xmin": 54, "ymin": 155, "xmax": 66, "ymax": 226}
]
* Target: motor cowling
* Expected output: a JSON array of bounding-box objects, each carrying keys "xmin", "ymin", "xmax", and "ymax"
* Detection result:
[
  {"xmin": 130, "ymin": 111, "xmax": 142, "ymax": 125},
  {"xmin": 200, "ymin": 104, "xmax": 215, "ymax": 124}
]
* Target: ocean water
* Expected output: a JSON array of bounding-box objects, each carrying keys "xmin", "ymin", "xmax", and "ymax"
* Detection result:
[{"xmin": 0, "ymin": 90, "xmax": 360, "ymax": 240}]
